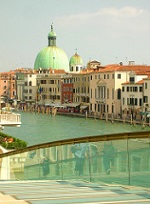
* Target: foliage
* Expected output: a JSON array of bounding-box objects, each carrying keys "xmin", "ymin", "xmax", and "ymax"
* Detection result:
[{"xmin": 0, "ymin": 131, "xmax": 28, "ymax": 150}]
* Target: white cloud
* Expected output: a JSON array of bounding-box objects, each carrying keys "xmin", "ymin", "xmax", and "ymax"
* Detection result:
[
  {"xmin": 55, "ymin": 6, "xmax": 149, "ymax": 27},
  {"xmin": 99, "ymin": 7, "xmax": 145, "ymax": 18}
]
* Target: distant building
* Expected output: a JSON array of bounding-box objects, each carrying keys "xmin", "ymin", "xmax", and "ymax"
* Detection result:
[
  {"xmin": 143, "ymin": 77, "xmax": 150, "ymax": 112},
  {"xmin": 0, "ymin": 71, "xmax": 16, "ymax": 101}
]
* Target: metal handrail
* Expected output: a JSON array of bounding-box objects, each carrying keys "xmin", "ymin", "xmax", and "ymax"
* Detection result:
[{"xmin": 0, "ymin": 131, "xmax": 149, "ymax": 158}]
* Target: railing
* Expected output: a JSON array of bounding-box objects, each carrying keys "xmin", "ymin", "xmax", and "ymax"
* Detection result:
[
  {"xmin": 0, "ymin": 113, "xmax": 21, "ymax": 127},
  {"xmin": 0, "ymin": 131, "xmax": 150, "ymax": 188}
]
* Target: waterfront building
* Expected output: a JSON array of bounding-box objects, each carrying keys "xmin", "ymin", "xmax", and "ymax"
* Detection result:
[
  {"xmin": 0, "ymin": 71, "xmax": 16, "ymax": 101},
  {"xmin": 36, "ymin": 69, "xmax": 66, "ymax": 104},
  {"xmin": 121, "ymin": 70, "xmax": 149, "ymax": 117},
  {"xmin": 143, "ymin": 77, "xmax": 150, "ymax": 112},
  {"xmin": 84, "ymin": 62, "xmax": 150, "ymax": 116},
  {"xmin": 15, "ymin": 68, "xmax": 35, "ymax": 103},
  {"xmin": 61, "ymin": 74, "xmax": 73, "ymax": 103},
  {"xmin": 89, "ymin": 64, "xmax": 122, "ymax": 115},
  {"xmin": 23, "ymin": 73, "xmax": 37, "ymax": 104},
  {"xmin": 72, "ymin": 71, "xmax": 91, "ymax": 111},
  {"xmin": 34, "ymin": 25, "xmax": 69, "ymax": 72}
]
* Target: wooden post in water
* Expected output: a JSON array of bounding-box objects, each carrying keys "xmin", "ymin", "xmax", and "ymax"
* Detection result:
[
  {"xmin": 111, "ymin": 113, "xmax": 114, "ymax": 123},
  {"xmin": 105, "ymin": 113, "xmax": 108, "ymax": 122},
  {"xmin": 37, "ymin": 106, "xmax": 40, "ymax": 114},
  {"xmin": 85, "ymin": 110, "xmax": 87, "ymax": 119}
]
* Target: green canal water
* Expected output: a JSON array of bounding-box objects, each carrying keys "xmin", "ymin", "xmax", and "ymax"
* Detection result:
[{"xmin": 3, "ymin": 112, "xmax": 150, "ymax": 146}]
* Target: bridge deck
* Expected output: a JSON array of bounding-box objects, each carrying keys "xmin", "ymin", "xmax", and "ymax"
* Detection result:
[{"xmin": 0, "ymin": 180, "xmax": 150, "ymax": 204}]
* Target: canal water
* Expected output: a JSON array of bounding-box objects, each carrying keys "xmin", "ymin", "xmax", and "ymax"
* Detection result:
[{"xmin": 3, "ymin": 112, "xmax": 150, "ymax": 146}]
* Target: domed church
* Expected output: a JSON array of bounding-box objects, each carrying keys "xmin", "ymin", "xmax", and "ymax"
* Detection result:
[
  {"xmin": 34, "ymin": 25, "xmax": 69, "ymax": 72},
  {"xmin": 69, "ymin": 51, "xmax": 83, "ymax": 73}
]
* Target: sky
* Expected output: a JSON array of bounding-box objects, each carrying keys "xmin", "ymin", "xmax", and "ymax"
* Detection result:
[{"xmin": 0, "ymin": 0, "xmax": 150, "ymax": 72}]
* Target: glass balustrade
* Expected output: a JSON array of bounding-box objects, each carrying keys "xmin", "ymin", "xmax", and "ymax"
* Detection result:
[{"xmin": 0, "ymin": 133, "xmax": 150, "ymax": 188}]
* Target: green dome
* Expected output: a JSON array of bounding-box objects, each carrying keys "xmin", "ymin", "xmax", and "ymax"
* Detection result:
[
  {"xmin": 34, "ymin": 25, "xmax": 69, "ymax": 72},
  {"xmin": 69, "ymin": 52, "xmax": 83, "ymax": 66},
  {"xmin": 34, "ymin": 46, "xmax": 69, "ymax": 71}
]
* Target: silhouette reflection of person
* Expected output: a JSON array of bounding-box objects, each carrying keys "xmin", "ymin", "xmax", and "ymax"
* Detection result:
[
  {"xmin": 71, "ymin": 143, "xmax": 87, "ymax": 176},
  {"xmin": 42, "ymin": 157, "xmax": 50, "ymax": 177},
  {"xmin": 102, "ymin": 141, "xmax": 117, "ymax": 175},
  {"xmin": 90, "ymin": 144, "xmax": 99, "ymax": 173}
]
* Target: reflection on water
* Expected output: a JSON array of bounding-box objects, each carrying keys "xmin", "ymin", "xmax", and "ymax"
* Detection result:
[{"xmin": 3, "ymin": 112, "xmax": 150, "ymax": 146}]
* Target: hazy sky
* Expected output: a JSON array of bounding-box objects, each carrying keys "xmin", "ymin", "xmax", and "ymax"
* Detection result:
[{"xmin": 0, "ymin": 0, "xmax": 150, "ymax": 72}]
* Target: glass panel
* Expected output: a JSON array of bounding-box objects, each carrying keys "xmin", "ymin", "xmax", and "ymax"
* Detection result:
[
  {"xmin": 0, "ymin": 137, "xmax": 150, "ymax": 189},
  {"xmin": 129, "ymin": 138, "xmax": 150, "ymax": 188}
]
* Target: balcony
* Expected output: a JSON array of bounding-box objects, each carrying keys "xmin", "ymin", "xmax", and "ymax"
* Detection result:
[{"xmin": 95, "ymin": 98, "xmax": 106, "ymax": 103}]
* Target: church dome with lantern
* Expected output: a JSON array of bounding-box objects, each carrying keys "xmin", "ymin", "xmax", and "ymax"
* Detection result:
[
  {"xmin": 69, "ymin": 51, "xmax": 83, "ymax": 73},
  {"xmin": 34, "ymin": 25, "xmax": 69, "ymax": 72}
]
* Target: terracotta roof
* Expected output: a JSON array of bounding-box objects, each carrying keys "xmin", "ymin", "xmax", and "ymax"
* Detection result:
[
  {"xmin": 105, "ymin": 64, "xmax": 150, "ymax": 73},
  {"xmin": 137, "ymin": 80, "xmax": 144, "ymax": 84},
  {"xmin": 122, "ymin": 79, "xmax": 144, "ymax": 85}
]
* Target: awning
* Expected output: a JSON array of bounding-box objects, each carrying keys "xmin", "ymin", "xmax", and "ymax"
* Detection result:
[
  {"xmin": 80, "ymin": 106, "xmax": 88, "ymax": 109},
  {"xmin": 140, "ymin": 112, "xmax": 145, "ymax": 115},
  {"xmin": 62, "ymin": 103, "xmax": 80, "ymax": 108}
]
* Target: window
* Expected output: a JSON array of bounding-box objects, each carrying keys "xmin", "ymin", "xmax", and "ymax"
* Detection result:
[
  {"xmin": 117, "ymin": 89, "xmax": 121, "ymax": 99},
  {"xmin": 130, "ymin": 77, "xmax": 135, "ymax": 83},
  {"xmin": 139, "ymin": 98, "xmax": 142, "ymax": 106},
  {"xmin": 127, "ymin": 87, "xmax": 129, "ymax": 92},
  {"xmin": 135, "ymin": 98, "xmax": 138, "ymax": 105},
  {"xmin": 41, "ymin": 80, "xmax": 46, "ymax": 84},
  {"xmin": 107, "ymin": 74, "xmax": 109, "ymax": 79},
  {"xmin": 76, "ymin": 66, "xmax": 79, "ymax": 71},
  {"xmin": 95, "ymin": 88, "xmax": 97, "ymax": 98},
  {"xmin": 112, "ymin": 74, "xmax": 114, "ymax": 79},
  {"xmin": 91, "ymin": 89, "xmax": 92, "ymax": 98},
  {"xmin": 122, "ymin": 87, "xmax": 125, "ymax": 92},
  {"xmin": 139, "ymin": 86, "xmax": 143, "ymax": 92},
  {"xmin": 107, "ymin": 88, "xmax": 109, "ymax": 99},
  {"xmin": 112, "ymin": 88, "xmax": 114, "ymax": 99},
  {"xmin": 133, "ymin": 87, "xmax": 137, "ymax": 92},
  {"xmin": 143, "ymin": 96, "xmax": 148, "ymax": 103},
  {"xmin": 145, "ymin": 83, "xmax": 147, "ymax": 89},
  {"xmin": 117, "ymin": 74, "xmax": 121, "ymax": 79},
  {"xmin": 123, "ymin": 98, "xmax": 125, "ymax": 105}
]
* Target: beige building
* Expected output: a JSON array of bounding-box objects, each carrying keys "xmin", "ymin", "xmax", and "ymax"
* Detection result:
[
  {"xmin": 143, "ymin": 77, "xmax": 150, "ymax": 112},
  {"xmin": 82, "ymin": 63, "xmax": 150, "ymax": 116},
  {"xmin": 121, "ymin": 71, "xmax": 149, "ymax": 115}
]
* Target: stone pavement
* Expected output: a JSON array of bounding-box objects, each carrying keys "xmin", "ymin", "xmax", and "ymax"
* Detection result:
[{"xmin": 0, "ymin": 180, "xmax": 150, "ymax": 204}]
